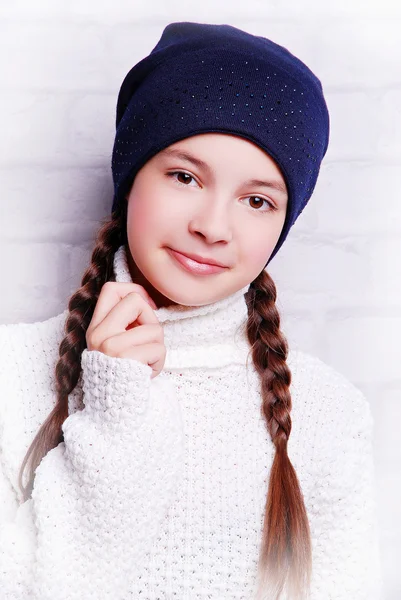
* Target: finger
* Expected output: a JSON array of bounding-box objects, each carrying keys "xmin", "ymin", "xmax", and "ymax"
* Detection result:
[
  {"xmin": 100, "ymin": 324, "xmax": 164, "ymax": 356},
  {"xmin": 89, "ymin": 282, "xmax": 156, "ymax": 333},
  {"xmin": 118, "ymin": 342, "xmax": 166, "ymax": 378},
  {"xmin": 92, "ymin": 290, "xmax": 159, "ymax": 348}
]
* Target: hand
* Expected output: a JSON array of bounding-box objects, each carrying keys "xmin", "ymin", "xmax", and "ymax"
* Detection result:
[{"xmin": 86, "ymin": 282, "xmax": 166, "ymax": 379}]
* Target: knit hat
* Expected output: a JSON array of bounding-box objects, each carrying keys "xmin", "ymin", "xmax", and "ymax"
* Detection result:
[{"xmin": 111, "ymin": 21, "xmax": 330, "ymax": 265}]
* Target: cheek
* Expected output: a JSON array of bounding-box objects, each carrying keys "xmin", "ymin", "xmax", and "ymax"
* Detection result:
[
  {"xmin": 127, "ymin": 193, "xmax": 162, "ymax": 238},
  {"xmin": 246, "ymin": 243, "xmax": 272, "ymax": 268},
  {"xmin": 241, "ymin": 209, "xmax": 287, "ymax": 265},
  {"xmin": 241, "ymin": 228, "xmax": 276, "ymax": 266}
]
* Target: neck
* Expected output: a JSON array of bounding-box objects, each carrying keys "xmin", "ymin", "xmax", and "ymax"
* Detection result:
[{"xmin": 113, "ymin": 245, "xmax": 252, "ymax": 370}]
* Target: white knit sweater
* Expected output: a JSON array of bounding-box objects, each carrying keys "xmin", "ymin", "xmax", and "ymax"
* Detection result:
[{"xmin": 0, "ymin": 245, "xmax": 383, "ymax": 600}]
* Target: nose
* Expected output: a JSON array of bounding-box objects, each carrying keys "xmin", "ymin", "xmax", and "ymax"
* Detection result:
[{"xmin": 188, "ymin": 194, "xmax": 233, "ymax": 244}]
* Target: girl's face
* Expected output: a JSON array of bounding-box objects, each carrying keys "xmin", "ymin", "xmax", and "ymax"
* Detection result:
[{"xmin": 125, "ymin": 133, "xmax": 288, "ymax": 309}]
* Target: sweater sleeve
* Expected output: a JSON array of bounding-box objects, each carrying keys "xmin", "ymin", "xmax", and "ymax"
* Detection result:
[
  {"xmin": 308, "ymin": 388, "xmax": 384, "ymax": 600},
  {"xmin": 1, "ymin": 345, "xmax": 184, "ymax": 600},
  {"xmin": 0, "ymin": 460, "xmax": 37, "ymax": 600}
]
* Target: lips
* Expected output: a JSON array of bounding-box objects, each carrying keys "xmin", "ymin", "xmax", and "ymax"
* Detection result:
[
  {"xmin": 172, "ymin": 249, "xmax": 228, "ymax": 268},
  {"xmin": 167, "ymin": 248, "xmax": 227, "ymax": 275}
]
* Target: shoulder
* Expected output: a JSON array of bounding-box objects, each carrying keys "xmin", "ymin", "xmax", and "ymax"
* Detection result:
[
  {"xmin": 289, "ymin": 348, "xmax": 368, "ymax": 399},
  {"xmin": 286, "ymin": 349, "xmax": 375, "ymax": 496},
  {"xmin": 0, "ymin": 309, "xmax": 69, "ymax": 355},
  {"xmin": 0, "ymin": 309, "xmax": 69, "ymax": 403},
  {"xmin": 0, "ymin": 310, "xmax": 70, "ymax": 499},
  {"xmin": 0, "ymin": 307, "xmax": 70, "ymax": 408},
  {"xmin": 0, "ymin": 309, "xmax": 69, "ymax": 399},
  {"xmin": 288, "ymin": 348, "xmax": 373, "ymax": 439}
]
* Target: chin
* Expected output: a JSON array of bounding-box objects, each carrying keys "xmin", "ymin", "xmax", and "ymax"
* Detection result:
[
  {"xmin": 153, "ymin": 283, "xmax": 221, "ymax": 308},
  {"xmin": 158, "ymin": 290, "xmax": 208, "ymax": 308}
]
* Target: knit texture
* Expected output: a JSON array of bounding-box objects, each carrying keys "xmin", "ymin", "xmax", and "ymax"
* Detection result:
[{"xmin": 0, "ymin": 245, "xmax": 383, "ymax": 600}]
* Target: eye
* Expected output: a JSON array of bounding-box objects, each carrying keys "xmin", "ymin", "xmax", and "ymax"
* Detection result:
[
  {"xmin": 167, "ymin": 171, "xmax": 198, "ymax": 187},
  {"xmin": 241, "ymin": 196, "xmax": 277, "ymax": 213},
  {"xmin": 166, "ymin": 171, "xmax": 276, "ymax": 213}
]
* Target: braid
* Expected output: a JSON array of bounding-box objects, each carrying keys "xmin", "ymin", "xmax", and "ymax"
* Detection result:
[
  {"xmin": 18, "ymin": 196, "xmax": 311, "ymax": 596},
  {"xmin": 245, "ymin": 269, "xmax": 312, "ymax": 600},
  {"xmin": 18, "ymin": 200, "xmax": 128, "ymax": 502}
]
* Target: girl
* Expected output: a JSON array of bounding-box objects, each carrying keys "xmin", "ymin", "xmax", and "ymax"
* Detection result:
[{"xmin": 0, "ymin": 21, "xmax": 382, "ymax": 600}]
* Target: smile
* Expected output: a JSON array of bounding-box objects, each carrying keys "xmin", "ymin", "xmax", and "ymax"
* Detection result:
[{"xmin": 167, "ymin": 248, "xmax": 227, "ymax": 275}]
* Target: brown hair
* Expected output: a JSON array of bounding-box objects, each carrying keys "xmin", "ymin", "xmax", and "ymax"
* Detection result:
[{"xmin": 19, "ymin": 197, "xmax": 311, "ymax": 600}]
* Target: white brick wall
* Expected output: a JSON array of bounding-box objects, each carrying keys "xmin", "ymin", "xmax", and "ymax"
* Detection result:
[{"xmin": 0, "ymin": 1, "xmax": 400, "ymax": 597}]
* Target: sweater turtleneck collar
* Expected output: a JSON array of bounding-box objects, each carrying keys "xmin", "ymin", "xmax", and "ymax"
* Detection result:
[{"xmin": 113, "ymin": 245, "xmax": 252, "ymax": 370}]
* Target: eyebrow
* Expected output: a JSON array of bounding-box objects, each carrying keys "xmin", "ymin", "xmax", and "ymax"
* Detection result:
[{"xmin": 159, "ymin": 148, "xmax": 288, "ymax": 197}]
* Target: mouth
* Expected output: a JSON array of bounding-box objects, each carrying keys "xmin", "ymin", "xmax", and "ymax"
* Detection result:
[{"xmin": 167, "ymin": 248, "xmax": 228, "ymax": 275}]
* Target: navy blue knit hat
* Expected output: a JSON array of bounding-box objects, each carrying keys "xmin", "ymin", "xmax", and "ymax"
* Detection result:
[{"xmin": 111, "ymin": 21, "xmax": 330, "ymax": 265}]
